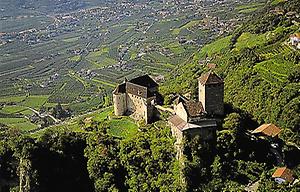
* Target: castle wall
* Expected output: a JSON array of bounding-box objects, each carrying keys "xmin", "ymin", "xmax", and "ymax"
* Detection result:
[
  {"xmin": 127, "ymin": 93, "xmax": 148, "ymax": 122},
  {"xmin": 204, "ymin": 84, "xmax": 224, "ymax": 116},
  {"xmin": 183, "ymin": 127, "xmax": 215, "ymax": 141},
  {"xmin": 169, "ymin": 123, "xmax": 184, "ymax": 160},
  {"xmin": 126, "ymin": 82, "xmax": 148, "ymax": 98},
  {"xmin": 174, "ymin": 103, "xmax": 188, "ymax": 122},
  {"xmin": 145, "ymin": 96, "xmax": 156, "ymax": 124},
  {"xmin": 198, "ymin": 83, "xmax": 206, "ymax": 110},
  {"xmin": 199, "ymin": 81, "xmax": 224, "ymax": 116},
  {"xmin": 113, "ymin": 93, "xmax": 126, "ymax": 116}
]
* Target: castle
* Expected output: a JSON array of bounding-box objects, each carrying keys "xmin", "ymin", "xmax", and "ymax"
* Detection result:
[
  {"xmin": 112, "ymin": 75, "xmax": 159, "ymax": 124},
  {"xmin": 113, "ymin": 71, "xmax": 224, "ymax": 142},
  {"xmin": 169, "ymin": 71, "xmax": 224, "ymax": 147}
]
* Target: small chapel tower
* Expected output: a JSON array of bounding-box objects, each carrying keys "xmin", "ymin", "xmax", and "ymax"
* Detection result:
[{"xmin": 198, "ymin": 71, "xmax": 224, "ymax": 116}]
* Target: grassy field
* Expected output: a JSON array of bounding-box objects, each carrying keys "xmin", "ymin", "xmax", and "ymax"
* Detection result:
[
  {"xmin": 0, "ymin": 95, "xmax": 50, "ymax": 131},
  {"xmin": 91, "ymin": 107, "xmax": 139, "ymax": 138},
  {"xmin": 236, "ymin": 2, "xmax": 265, "ymax": 13},
  {"xmin": 21, "ymin": 95, "xmax": 49, "ymax": 109},
  {"xmin": 63, "ymin": 37, "xmax": 80, "ymax": 43},
  {"xmin": 271, "ymin": 0, "xmax": 287, "ymax": 5},
  {"xmin": 108, "ymin": 118, "xmax": 138, "ymax": 138},
  {"xmin": 0, "ymin": 117, "xmax": 38, "ymax": 131},
  {"xmin": 172, "ymin": 20, "xmax": 201, "ymax": 35},
  {"xmin": 0, "ymin": 105, "xmax": 28, "ymax": 114},
  {"xmin": 0, "ymin": 96, "xmax": 26, "ymax": 103},
  {"xmin": 69, "ymin": 55, "xmax": 82, "ymax": 62},
  {"xmin": 30, "ymin": 107, "xmax": 138, "ymax": 139},
  {"xmin": 92, "ymin": 108, "xmax": 112, "ymax": 121}
]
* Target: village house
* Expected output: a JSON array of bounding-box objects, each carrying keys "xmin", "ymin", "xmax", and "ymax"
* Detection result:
[
  {"xmin": 207, "ymin": 63, "xmax": 217, "ymax": 69},
  {"xmin": 251, "ymin": 123, "xmax": 281, "ymax": 138},
  {"xmin": 112, "ymin": 74, "xmax": 159, "ymax": 124},
  {"xmin": 272, "ymin": 167, "xmax": 294, "ymax": 184},
  {"xmin": 290, "ymin": 33, "xmax": 300, "ymax": 49}
]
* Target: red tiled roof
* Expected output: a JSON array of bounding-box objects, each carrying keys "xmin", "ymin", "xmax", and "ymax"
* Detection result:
[
  {"xmin": 198, "ymin": 71, "xmax": 223, "ymax": 85},
  {"xmin": 168, "ymin": 115, "xmax": 187, "ymax": 131},
  {"xmin": 252, "ymin": 123, "xmax": 281, "ymax": 137},
  {"xmin": 272, "ymin": 167, "xmax": 294, "ymax": 182},
  {"xmin": 290, "ymin": 33, "xmax": 300, "ymax": 38},
  {"xmin": 168, "ymin": 115, "xmax": 199, "ymax": 131},
  {"xmin": 207, "ymin": 63, "xmax": 217, "ymax": 69}
]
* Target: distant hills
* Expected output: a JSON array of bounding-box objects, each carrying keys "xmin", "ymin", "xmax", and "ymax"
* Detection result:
[{"xmin": 0, "ymin": 0, "xmax": 110, "ymax": 15}]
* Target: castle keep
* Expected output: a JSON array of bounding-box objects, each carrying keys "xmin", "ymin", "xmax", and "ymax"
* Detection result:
[{"xmin": 112, "ymin": 75, "xmax": 159, "ymax": 124}]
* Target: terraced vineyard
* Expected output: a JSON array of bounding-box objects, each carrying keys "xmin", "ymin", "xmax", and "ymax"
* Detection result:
[{"xmin": 0, "ymin": 0, "xmax": 267, "ymax": 130}]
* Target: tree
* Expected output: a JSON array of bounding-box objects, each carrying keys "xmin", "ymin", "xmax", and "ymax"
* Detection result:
[
  {"xmin": 84, "ymin": 123, "xmax": 125, "ymax": 192},
  {"xmin": 223, "ymin": 112, "xmax": 242, "ymax": 133},
  {"xmin": 119, "ymin": 123, "xmax": 181, "ymax": 191}
]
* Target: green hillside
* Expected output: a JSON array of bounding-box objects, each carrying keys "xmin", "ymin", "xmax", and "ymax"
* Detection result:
[{"xmin": 162, "ymin": 0, "xmax": 300, "ymax": 144}]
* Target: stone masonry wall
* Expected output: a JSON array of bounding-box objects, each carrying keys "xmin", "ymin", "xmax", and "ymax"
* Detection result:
[
  {"xmin": 204, "ymin": 84, "xmax": 224, "ymax": 116},
  {"xmin": 113, "ymin": 93, "xmax": 126, "ymax": 116},
  {"xmin": 174, "ymin": 102, "xmax": 188, "ymax": 122},
  {"xmin": 127, "ymin": 93, "xmax": 148, "ymax": 122}
]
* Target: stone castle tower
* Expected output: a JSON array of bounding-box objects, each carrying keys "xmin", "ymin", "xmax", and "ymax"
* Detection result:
[
  {"xmin": 198, "ymin": 71, "xmax": 224, "ymax": 116},
  {"xmin": 113, "ymin": 75, "xmax": 159, "ymax": 124}
]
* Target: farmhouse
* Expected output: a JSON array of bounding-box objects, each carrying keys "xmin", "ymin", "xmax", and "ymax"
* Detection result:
[
  {"xmin": 290, "ymin": 33, "xmax": 300, "ymax": 49},
  {"xmin": 272, "ymin": 167, "xmax": 294, "ymax": 184},
  {"xmin": 112, "ymin": 75, "xmax": 159, "ymax": 124},
  {"xmin": 251, "ymin": 123, "xmax": 281, "ymax": 138}
]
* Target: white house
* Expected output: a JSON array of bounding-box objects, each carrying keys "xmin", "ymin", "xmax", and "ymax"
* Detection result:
[{"xmin": 290, "ymin": 33, "xmax": 300, "ymax": 49}]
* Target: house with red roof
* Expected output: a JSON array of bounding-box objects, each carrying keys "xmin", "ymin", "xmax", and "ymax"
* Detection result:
[
  {"xmin": 251, "ymin": 123, "xmax": 281, "ymax": 138},
  {"xmin": 290, "ymin": 33, "xmax": 300, "ymax": 49},
  {"xmin": 272, "ymin": 167, "xmax": 294, "ymax": 184}
]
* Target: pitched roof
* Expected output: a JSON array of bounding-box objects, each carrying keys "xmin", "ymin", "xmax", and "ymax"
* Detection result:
[
  {"xmin": 173, "ymin": 94, "xmax": 204, "ymax": 117},
  {"xmin": 168, "ymin": 115, "xmax": 200, "ymax": 131},
  {"xmin": 198, "ymin": 71, "xmax": 223, "ymax": 85},
  {"xmin": 207, "ymin": 63, "xmax": 217, "ymax": 69},
  {"xmin": 252, "ymin": 123, "xmax": 281, "ymax": 137},
  {"xmin": 173, "ymin": 94, "xmax": 189, "ymax": 105},
  {"xmin": 113, "ymin": 83, "xmax": 126, "ymax": 94},
  {"xmin": 169, "ymin": 115, "xmax": 217, "ymax": 132},
  {"xmin": 290, "ymin": 33, "xmax": 300, "ymax": 39},
  {"xmin": 113, "ymin": 75, "xmax": 158, "ymax": 98},
  {"xmin": 128, "ymin": 74, "xmax": 158, "ymax": 89},
  {"xmin": 272, "ymin": 167, "xmax": 294, "ymax": 182},
  {"xmin": 184, "ymin": 100, "xmax": 204, "ymax": 117},
  {"xmin": 169, "ymin": 115, "xmax": 187, "ymax": 131}
]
